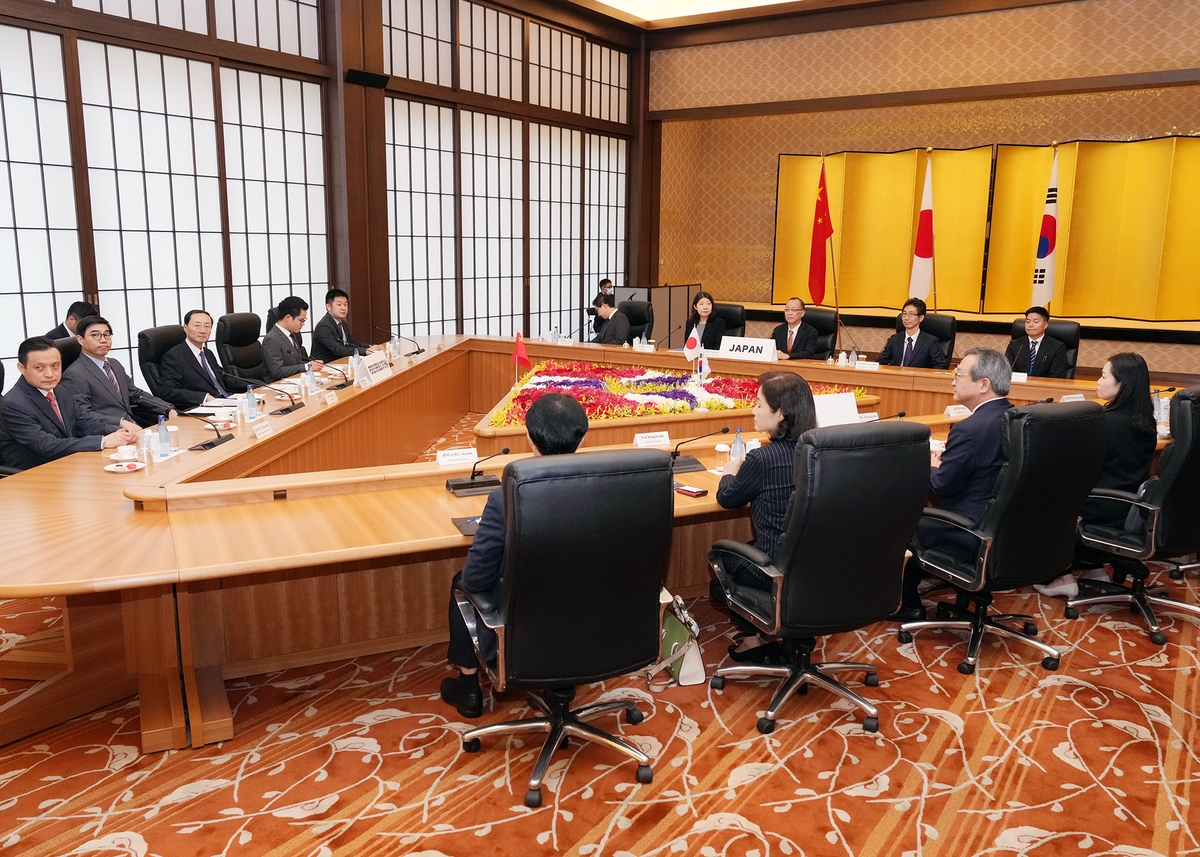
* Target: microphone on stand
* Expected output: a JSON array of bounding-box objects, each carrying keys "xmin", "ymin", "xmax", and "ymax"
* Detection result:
[
  {"xmin": 1034, "ymin": 397, "xmax": 1055, "ymax": 404},
  {"xmin": 446, "ymin": 448, "xmax": 511, "ymax": 497},
  {"xmin": 671, "ymin": 427, "xmax": 730, "ymax": 473},
  {"xmin": 868, "ymin": 411, "xmax": 907, "ymax": 422},
  {"xmin": 373, "ymin": 324, "xmax": 425, "ymax": 356},
  {"xmin": 326, "ymin": 364, "xmax": 352, "ymax": 390},
  {"xmin": 1152, "ymin": 387, "xmax": 1177, "ymax": 396},
  {"xmin": 659, "ymin": 324, "xmax": 683, "ymax": 350},
  {"xmin": 177, "ymin": 412, "xmax": 235, "ymax": 451},
  {"xmin": 257, "ymin": 383, "xmax": 305, "ymax": 415}
]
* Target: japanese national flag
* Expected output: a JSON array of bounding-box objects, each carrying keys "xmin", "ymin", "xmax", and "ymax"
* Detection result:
[
  {"xmin": 683, "ymin": 326, "xmax": 703, "ymax": 362},
  {"xmin": 909, "ymin": 157, "xmax": 934, "ymax": 301}
]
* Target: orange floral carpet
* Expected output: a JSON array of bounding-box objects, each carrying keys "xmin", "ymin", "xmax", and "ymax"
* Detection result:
[{"xmin": 1, "ymin": 568, "xmax": 1199, "ymax": 857}]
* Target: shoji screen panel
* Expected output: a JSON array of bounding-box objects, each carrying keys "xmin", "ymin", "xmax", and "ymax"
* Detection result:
[
  {"xmin": 215, "ymin": 0, "xmax": 321, "ymax": 59},
  {"xmin": 584, "ymin": 133, "xmax": 626, "ymax": 294},
  {"xmin": 73, "ymin": 0, "xmax": 208, "ymax": 35},
  {"xmin": 586, "ymin": 43, "xmax": 627, "ymax": 125},
  {"xmin": 458, "ymin": 1, "xmax": 522, "ymax": 103},
  {"xmin": 383, "ymin": 0, "xmax": 452, "ymax": 86},
  {"xmin": 529, "ymin": 23, "xmax": 582, "ymax": 115},
  {"xmin": 528, "ymin": 122, "xmax": 580, "ymax": 340}
]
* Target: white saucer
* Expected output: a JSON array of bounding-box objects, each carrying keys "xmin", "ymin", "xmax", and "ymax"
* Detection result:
[
  {"xmin": 204, "ymin": 421, "xmax": 236, "ymax": 430},
  {"xmin": 109, "ymin": 453, "xmax": 140, "ymax": 462},
  {"xmin": 104, "ymin": 461, "xmax": 146, "ymax": 473}
]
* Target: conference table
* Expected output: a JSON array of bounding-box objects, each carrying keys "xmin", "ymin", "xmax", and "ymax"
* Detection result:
[{"xmin": 0, "ymin": 337, "xmax": 1104, "ymax": 753}]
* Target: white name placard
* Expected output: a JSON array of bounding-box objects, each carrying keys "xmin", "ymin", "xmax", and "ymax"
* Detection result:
[
  {"xmin": 1060, "ymin": 393, "xmax": 1085, "ymax": 403},
  {"xmin": 356, "ymin": 351, "xmax": 393, "ymax": 388},
  {"xmin": 814, "ymin": 392, "xmax": 860, "ymax": 427},
  {"xmin": 252, "ymin": 419, "xmax": 274, "ymax": 439},
  {"xmin": 943, "ymin": 404, "xmax": 971, "ymax": 417},
  {"xmin": 1010, "ymin": 371, "xmax": 1029, "ymax": 383},
  {"xmin": 711, "ymin": 336, "xmax": 778, "ymax": 363},
  {"xmin": 324, "ymin": 391, "xmax": 339, "ymax": 406},
  {"xmin": 437, "ymin": 447, "xmax": 479, "ymax": 466},
  {"xmin": 853, "ymin": 360, "xmax": 880, "ymax": 372},
  {"xmin": 634, "ymin": 431, "xmax": 670, "ymax": 448},
  {"xmin": 631, "ymin": 340, "xmax": 655, "ymax": 353}
]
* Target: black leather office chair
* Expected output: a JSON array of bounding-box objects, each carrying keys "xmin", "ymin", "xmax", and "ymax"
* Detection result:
[
  {"xmin": 215, "ymin": 313, "xmax": 265, "ymax": 384},
  {"xmin": 899, "ymin": 402, "xmax": 1105, "ymax": 673},
  {"xmin": 1010, "ymin": 319, "xmax": 1081, "ymax": 379},
  {"xmin": 713, "ymin": 303, "xmax": 745, "ymax": 338},
  {"xmin": 0, "ymin": 401, "xmax": 23, "ymax": 476},
  {"xmin": 895, "ymin": 313, "xmax": 956, "ymax": 365},
  {"xmin": 709, "ymin": 422, "xmax": 931, "ymax": 734},
  {"xmin": 53, "ymin": 336, "xmax": 81, "ymax": 372},
  {"xmin": 619, "ymin": 300, "xmax": 654, "ymax": 343},
  {"xmin": 453, "ymin": 450, "xmax": 674, "ymax": 808},
  {"xmin": 265, "ymin": 306, "xmax": 279, "ymax": 333},
  {"xmin": 1064, "ymin": 387, "xmax": 1200, "ymax": 643},
  {"xmin": 137, "ymin": 324, "xmax": 187, "ymax": 400},
  {"xmin": 803, "ymin": 307, "xmax": 837, "ymax": 361}
]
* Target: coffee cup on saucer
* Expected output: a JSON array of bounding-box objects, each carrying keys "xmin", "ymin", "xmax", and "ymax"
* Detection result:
[
  {"xmin": 115, "ymin": 445, "xmax": 138, "ymax": 461},
  {"xmin": 214, "ymin": 408, "xmax": 234, "ymax": 422}
]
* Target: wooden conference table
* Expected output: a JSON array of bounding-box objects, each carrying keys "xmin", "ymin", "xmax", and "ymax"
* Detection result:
[{"xmin": 0, "ymin": 337, "xmax": 1102, "ymax": 752}]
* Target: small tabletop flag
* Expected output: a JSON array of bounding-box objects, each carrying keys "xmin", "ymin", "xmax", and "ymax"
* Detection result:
[
  {"xmin": 512, "ymin": 332, "xmax": 530, "ymax": 370},
  {"xmin": 682, "ymin": 327, "xmax": 702, "ymax": 362}
]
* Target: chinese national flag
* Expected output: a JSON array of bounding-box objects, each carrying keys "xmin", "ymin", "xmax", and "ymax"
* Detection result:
[
  {"xmin": 511, "ymin": 332, "xmax": 530, "ymax": 370},
  {"xmin": 808, "ymin": 163, "xmax": 834, "ymax": 306}
]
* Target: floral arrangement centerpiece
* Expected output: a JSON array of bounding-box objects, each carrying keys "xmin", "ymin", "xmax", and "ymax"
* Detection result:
[{"xmin": 489, "ymin": 361, "xmax": 864, "ymax": 427}]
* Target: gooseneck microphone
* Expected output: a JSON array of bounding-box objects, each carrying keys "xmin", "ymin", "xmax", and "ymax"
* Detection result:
[
  {"xmin": 873, "ymin": 411, "xmax": 907, "ymax": 421},
  {"xmin": 258, "ymin": 383, "xmax": 306, "ymax": 415},
  {"xmin": 1034, "ymin": 398, "xmax": 1055, "ymax": 404},
  {"xmin": 1152, "ymin": 387, "xmax": 1177, "ymax": 396},
  {"xmin": 671, "ymin": 427, "xmax": 730, "ymax": 473},
  {"xmin": 373, "ymin": 324, "xmax": 426, "ymax": 356},
  {"xmin": 326, "ymin": 364, "xmax": 351, "ymax": 390},
  {"xmin": 660, "ymin": 324, "xmax": 683, "ymax": 350},
  {"xmin": 446, "ymin": 447, "xmax": 511, "ymax": 497},
  {"xmin": 177, "ymin": 412, "xmax": 235, "ymax": 451}
]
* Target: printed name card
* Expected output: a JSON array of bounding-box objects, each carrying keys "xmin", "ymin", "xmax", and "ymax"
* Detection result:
[
  {"xmin": 252, "ymin": 419, "xmax": 274, "ymax": 439},
  {"xmin": 634, "ymin": 431, "xmax": 671, "ymax": 448},
  {"xmin": 853, "ymin": 360, "xmax": 880, "ymax": 371},
  {"xmin": 324, "ymin": 391, "xmax": 339, "ymax": 406},
  {"xmin": 713, "ymin": 336, "xmax": 778, "ymax": 363},
  {"xmin": 943, "ymin": 404, "xmax": 971, "ymax": 417},
  {"xmin": 355, "ymin": 351, "xmax": 393, "ymax": 388},
  {"xmin": 437, "ymin": 448, "xmax": 480, "ymax": 466},
  {"xmin": 1060, "ymin": 393, "xmax": 1086, "ymax": 403},
  {"xmin": 1010, "ymin": 372, "xmax": 1029, "ymax": 383}
]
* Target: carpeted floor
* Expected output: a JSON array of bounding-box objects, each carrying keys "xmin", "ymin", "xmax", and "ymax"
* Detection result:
[{"xmin": 1, "ymin": 569, "xmax": 1198, "ymax": 857}]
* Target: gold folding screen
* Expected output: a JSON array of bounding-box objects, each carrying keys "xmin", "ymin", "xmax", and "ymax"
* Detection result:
[{"xmin": 773, "ymin": 139, "xmax": 1200, "ymax": 322}]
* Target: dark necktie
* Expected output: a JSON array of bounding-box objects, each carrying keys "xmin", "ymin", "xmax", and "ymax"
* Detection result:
[
  {"xmin": 902, "ymin": 336, "xmax": 914, "ymax": 367},
  {"xmin": 1028, "ymin": 340, "xmax": 1038, "ymax": 374},
  {"xmin": 200, "ymin": 350, "xmax": 227, "ymax": 397},
  {"xmin": 337, "ymin": 323, "xmax": 347, "ymax": 345},
  {"xmin": 103, "ymin": 359, "xmax": 120, "ymax": 394},
  {"xmin": 47, "ymin": 390, "xmax": 64, "ymax": 425}
]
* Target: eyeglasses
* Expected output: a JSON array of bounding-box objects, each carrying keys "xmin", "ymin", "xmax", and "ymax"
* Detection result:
[
  {"xmin": 87, "ymin": 332, "xmax": 112, "ymax": 340},
  {"xmin": 900, "ymin": 311, "xmax": 921, "ymax": 319},
  {"xmin": 953, "ymin": 371, "xmax": 974, "ymax": 379}
]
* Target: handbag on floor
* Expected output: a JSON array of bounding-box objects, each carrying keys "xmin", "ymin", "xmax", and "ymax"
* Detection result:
[{"xmin": 646, "ymin": 593, "xmax": 705, "ymax": 690}]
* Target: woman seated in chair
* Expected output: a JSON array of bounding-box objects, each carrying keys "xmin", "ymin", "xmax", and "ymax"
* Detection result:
[
  {"xmin": 688, "ymin": 291, "xmax": 725, "ymax": 350},
  {"xmin": 1035, "ymin": 352, "xmax": 1158, "ymax": 599},
  {"xmin": 714, "ymin": 371, "xmax": 816, "ymax": 662}
]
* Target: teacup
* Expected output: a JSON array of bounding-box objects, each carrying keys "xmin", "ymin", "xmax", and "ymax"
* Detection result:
[
  {"xmin": 115, "ymin": 445, "xmax": 138, "ymax": 461},
  {"xmin": 213, "ymin": 408, "xmax": 234, "ymax": 422}
]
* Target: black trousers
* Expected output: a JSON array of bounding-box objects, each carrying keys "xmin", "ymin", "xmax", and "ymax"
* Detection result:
[{"xmin": 446, "ymin": 571, "xmax": 498, "ymax": 669}]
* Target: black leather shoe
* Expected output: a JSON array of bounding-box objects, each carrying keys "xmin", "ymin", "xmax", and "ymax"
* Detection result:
[
  {"xmin": 440, "ymin": 675, "xmax": 482, "ymax": 719},
  {"xmin": 727, "ymin": 642, "xmax": 783, "ymax": 664},
  {"xmin": 886, "ymin": 605, "xmax": 926, "ymax": 623}
]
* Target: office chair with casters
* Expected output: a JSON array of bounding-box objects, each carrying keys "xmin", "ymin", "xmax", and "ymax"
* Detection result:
[
  {"xmin": 53, "ymin": 336, "xmax": 81, "ymax": 372},
  {"xmin": 899, "ymin": 402, "xmax": 1105, "ymax": 673},
  {"xmin": 1064, "ymin": 387, "xmax": 1200, "ymax": 644},
  {"xmin": 137, "ymin": 324, "xmax": 187, "ymax": 399},
  {"xmin": 1010, "ymin": 318, "xmax": 1081, "ymax": 379},
  {"xmin": 895, "ymin": 313, "xmax": 956, "ymax": 365},
  {"xmin": 215, "ymin": 313, "xmax": 265, "ymax": 383},
  {"xmin": 803, "ymin": 307, "xmax": 837, "ymax": 361},
  {"xmin": 619, "ymin": 300, "xmax": 654, "ymax": 343},
  {"xmin": 453, "ymin": 450, "xmax": 674, "ymax": 808},
  {"xmin": 713, "ymin": 303, "xmax": 746, "ymax": 338},
  {"xmin": 709, "ymin": 422, "xmax": 931, "ymax": 735}
]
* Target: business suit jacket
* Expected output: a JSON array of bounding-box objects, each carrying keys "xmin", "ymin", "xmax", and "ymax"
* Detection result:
[
  {"xmin": 591, "ymin": 310, "xmax": 631, "ymax": 345},
  {"xmin": 311, "ymin": 313, "xmax": 371, "ymax": 363},
  {"xmin": 60, "ymin": 354, "xmax": 171, "ymax": 430},
  {"xmin": 46, "ymin": 323, "xmax": 70, "ymax": 340},
  {"xmin": 0, "ymin": 377, "xmax": 104, "ymax": 470},
  {"xmin": 158, "ymin": 341, "xmax": 235, "ymax": 407},
  {"xmin": 1005, "ymin": 335, "xmax": 1070, "ymax": 378},
  {"xmin": 691, "ymin": 316, "xmax": 726, "ymax": 350},
  {"xmin": 262, "ymin": 325, "xmax": 312, "ymax": 383},
  {"xmin": 1080, "ymin": 408, "xmax": 1158, "ymax": 528},
  {"xmin": 877, "ymin": 329, "xmax": 949, "ymax": 369},
  {"xmin": 771, "ymin": 321, "xmax": 819, "ymax": 360},
  {"xmin": 917, "ymin": 397, "xmax": 1013, "ymax": 560}
]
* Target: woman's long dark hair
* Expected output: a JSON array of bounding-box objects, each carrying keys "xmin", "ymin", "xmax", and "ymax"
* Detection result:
[
  {"xmin": 758, "ymin": 371, "xmax": 816, "ymax": 441},
  {"xmin": 1104, "ymin": 352, "xmax": 1155, "ymax": 436},
  {"xmin": 688, "ymin": 291, "xmax": 716, "ymax": 328}
]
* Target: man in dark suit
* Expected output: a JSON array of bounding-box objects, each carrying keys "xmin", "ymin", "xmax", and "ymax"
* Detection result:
[
  {"xmin": 311, "ymin": 288, "xmax": 379, "ymax": 363},
  {"xmin": 1005, "ymin": 306, "xmax": 1070, "ymax": 378},
  {"xmin": 590, "ymin": 294, "xmax": 630, "ymax": 345},
  {"xmin": 878, "ymin": 297, "xmax": 949, "ymax": 369},
  {"xmin": 1, "ymin": 337, "xmax": 138, "ymax": 470},
  {"xmin": 770, "ymin": 297, "xmax": 819, "ymax": 360},
  {"xmin": 889, "ymin": 347, "xmax": 1013, "ymax": 621},
  {"xmin": 440, "ymin": 394, "xmax": 589, "ymax": 718},
  {"xmin": 589, "ymin": 278, "xmax": 614, "ymax": 337},
  {"xmin": 59, "ymin": 316, "xmax": 174, "ymax": 430},
  {"xmin": 158, "ymin": 309, "xmax": 239, "ymax": 408},
  {"xmin": 263, "ymin": 296, "xmax": 324, "ymax": 383},
  {"xmin": 45, "ymin": 300, "xmax": 97, "ymax": 340}
]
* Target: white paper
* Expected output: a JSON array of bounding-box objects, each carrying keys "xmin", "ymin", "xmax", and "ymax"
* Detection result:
[{"xmin": 814, "ymin": 392, "xmax": 860, "ymax": 427}]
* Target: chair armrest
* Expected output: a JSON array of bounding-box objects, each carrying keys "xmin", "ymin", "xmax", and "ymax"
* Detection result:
[
  {"xmin": 915, "ymin": 508, "xmax": 992, "ymax": 592},
  {"xmin": 453, "ymin": 582, "xmax": 503, "ymax": 630},
  {"xmin": 1087, "ymin": 488, "xmax": 1159, "ymax": 512},
  {"xmin": 711, "ymin": 539, "xmax": 774, "ymax": 570},
  {"xmin": 452, "ymin": 582, "xmax": 506, "ymax": 690},
  {"xmin": 920, "ymin": 507, "xmax": 983, "ymax": 537},
  {"xmin": 709, "ymin": 541, "xmax": 782, "ymax": 636}
]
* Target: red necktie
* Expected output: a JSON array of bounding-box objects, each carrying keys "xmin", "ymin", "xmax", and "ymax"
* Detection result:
[
  {"xmin": 47, "ymin": 390, "xmax": 64, "ymax": 424},
  {"xmin": 786, "ymin": 329, "xmax": 795, "ymax": 352}
]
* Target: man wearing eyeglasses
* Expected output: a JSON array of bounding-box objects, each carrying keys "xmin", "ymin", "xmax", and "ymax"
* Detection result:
[
  {"xmin": 770, "ymin": 297, "xmax": 819, "ymax": 360},
  {"xmin": 59, "ymin": 315, "xmax": 175, "ymax": 431},
  {"xmin": 877, "ymin": 298, "xmax": 948, "ymax": 369}
]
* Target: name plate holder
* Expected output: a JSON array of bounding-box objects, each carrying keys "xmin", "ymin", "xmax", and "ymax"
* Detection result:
[
  {"xmin": 944, "ymin": 404, "xmax": 971, "ymax": 417},
  {"xmin": 437, "ymin": 448, "xmax": 480, "ymax": 467},
  {"xmin": 1010, "ymin": 372, "xmax": 1029, "ymax": 384},
  {"xmin": 853, "ymin": 360, "xmax": 880, "ymax": 371},
  {"xmin": 634, "ymin": 431, "xmax": 670, "ymax": 448},
  {"xmin": 356, "ymin": 351, "xmax": 393, "ymax": 388},
  {"xmin": 711, "ymin": 336, "xmax": 778, "ymax": 362},
  {"xmin": 1060, "ymin": 393, "xmax": 1086, "ymax": 403},
  {"xmin": 252, "ymin": 420, "xmax": 275, "ymax": 439}
]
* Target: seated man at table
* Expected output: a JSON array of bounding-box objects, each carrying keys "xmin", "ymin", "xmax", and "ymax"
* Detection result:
[
  {"xmin": 440, "ymin": 393, "xmax": 590, "ymax": 718},
  {"xmin": 590, "ymin": 294, "xmax": 630, "ymax": 345},
  {"xmin": 46, "ymin": 300, "xmax": 97, "ymax": 340},
  {"xmin": 771, "ymin": 297, "xmax": 819, "ymax": 360},
  {"xmin": 311, "ymin": 288, "xmax": 380, "ymax": 363},
  {"xmin": 158, "ymin": 309, "xmax": 238, "ymax": 408},
  {"xmin": 889, "ymin": 347, "xmax": 1013, "ymax": 621},
  {"xmin": 263, "ymin": 296, "xmax": 324, "ymax": 383},
  {"xmin": 60, "ymin": 316, "xmax": 175, "ymax": 429},
  {"xmin": 589, "ymin": 278, "xmax": 614, "ymax": 336},
  {"xmin": 877, "ymin": 297, "xmax": 949, "ymax": 369},
  {"xmin": 1005, "ymin": 305, "xmax": 1069, "ymax": 378},
  {"xmin": 1, "ymin": 337, "xmax": 139, "ymax": 470}
]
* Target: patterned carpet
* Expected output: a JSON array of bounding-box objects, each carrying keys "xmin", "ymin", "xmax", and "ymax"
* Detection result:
[{"xmin": 1, "ymin": 567, "xmax": 1199, "ymax": 857}]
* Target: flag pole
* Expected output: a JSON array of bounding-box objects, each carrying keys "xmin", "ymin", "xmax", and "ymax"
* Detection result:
[
  {"xmin": 926, "ymin": 147, "xmax": 939, "ymax": 313},
  {"xmin": 829, "ymin": 234, "xmax": 841, "ymax": 352}
]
